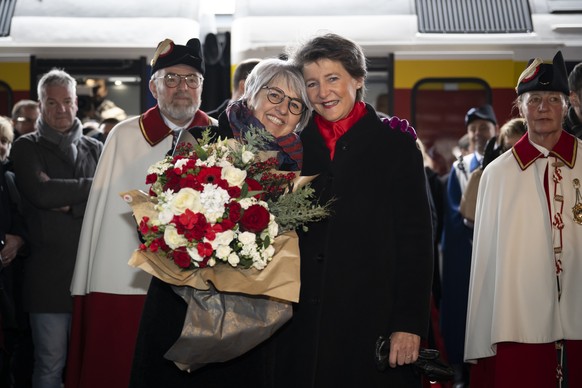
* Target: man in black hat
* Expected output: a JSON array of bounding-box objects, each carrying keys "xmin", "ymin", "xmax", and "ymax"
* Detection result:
[
  {"xmin": 566, "ymin": 61, "xmax": 582, "ymax": 138},
  {"xmin": 440, "ymin": 103, "xmax": 498, "ymax": 387},
  {"xmin": 466, "ymin": 51, "xmax": 582, "ymax": 387},
  {"xmin": 67, "ymin": 38, "xmax": 225, "ymax": 388}
]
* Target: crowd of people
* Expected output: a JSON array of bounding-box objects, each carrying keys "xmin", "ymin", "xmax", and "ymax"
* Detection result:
[{"xmin": 1, "ymin": 32, "xmax": 582, "ymax": 388}]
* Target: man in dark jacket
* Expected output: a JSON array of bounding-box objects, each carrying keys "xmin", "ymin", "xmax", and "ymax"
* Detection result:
[
  {"xmin": 565, "ymin": 61, "xmax": 582, "ymax": 138},
  {"xmin": 0, "ymin": 161, "xmax": 26, "ymax": 387},
  {"xmin": 10, "ymin": 68, "xmax": 102, "ymax": 388}
]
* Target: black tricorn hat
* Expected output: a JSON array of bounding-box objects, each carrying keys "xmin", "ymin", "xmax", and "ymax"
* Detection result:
[
  {"xmin": 150, "ymin": 38, "xmax": 205, "ymax": 76},
  {"xmin": 516, "ymin": 51, "xmax": 569, "ymax": 96}
]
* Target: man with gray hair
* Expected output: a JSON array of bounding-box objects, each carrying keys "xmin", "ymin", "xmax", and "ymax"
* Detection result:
[
  {"xmin": 10, "ymin": 68, "xmax": 102, "ymax": 388},
  {"xmin": 67, "ymin": 38, "xmax": 217, "ymax": 388}
]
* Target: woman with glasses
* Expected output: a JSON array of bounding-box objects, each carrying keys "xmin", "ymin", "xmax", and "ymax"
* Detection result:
[
  {"xmin": 270, "ymin": 33, "xmax": 434, "ymax": 388},
  {"xmin": 129, "ymin": 57, "xmax": 311, "ymax": 388},
  {"xmin": 221, "ymin": 57, "xmax": 311, "ymax": 171}
]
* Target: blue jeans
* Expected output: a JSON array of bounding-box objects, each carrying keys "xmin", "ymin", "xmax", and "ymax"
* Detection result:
[{"xmin": 29, "ymin": 313, "xmax": 71, "ymax": 388}]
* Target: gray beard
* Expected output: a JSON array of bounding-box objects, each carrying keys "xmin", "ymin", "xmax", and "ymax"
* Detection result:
[{"xmin": 161, "ymin": 103, "xmax": 199, "ymax": 124}]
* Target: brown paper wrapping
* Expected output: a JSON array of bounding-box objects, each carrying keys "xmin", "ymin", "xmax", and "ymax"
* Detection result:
[{"xmin": 120, "ymin": 189, "xmax": 300, "ymax": 303}]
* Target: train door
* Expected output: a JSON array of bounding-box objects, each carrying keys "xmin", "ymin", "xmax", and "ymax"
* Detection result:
[
  {"xmin": 30, "ymin": 57, "xmax": 148, "ymax": 123},
  {"xmin": 412, "ymin": 78, "xmax": 492, "ymax": 175}
]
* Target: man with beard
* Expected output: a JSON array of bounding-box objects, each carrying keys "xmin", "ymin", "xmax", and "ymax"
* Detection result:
[{"xmin": 66, "ymin": 38, "xmax": 218, "ymax": 388}]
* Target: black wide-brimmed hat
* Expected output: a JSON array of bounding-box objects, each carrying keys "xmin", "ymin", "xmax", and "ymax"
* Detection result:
[
  {"xmin": 150, "ymin": 38, "xmax": 205, "ymax": 76},
  {"xmin": 516, "ymin": 51, "xmax": 569, "ymax": 96}
]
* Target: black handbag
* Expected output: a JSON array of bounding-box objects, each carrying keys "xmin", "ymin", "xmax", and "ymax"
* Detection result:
[{"xmin": 374, "ymin": 336, "xmax": 454, "ymax": 382}]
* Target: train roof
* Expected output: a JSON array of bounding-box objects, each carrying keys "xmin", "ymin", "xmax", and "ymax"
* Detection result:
[{"xmin": 0, "ymin": 0, "xmax": 580, "ymax": 62}]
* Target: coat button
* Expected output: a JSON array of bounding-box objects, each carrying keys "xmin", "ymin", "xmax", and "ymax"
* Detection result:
[
  {"xmin": 340, "ymin": 143, "xmax": 349, "ymax": 151},
  {"xmin": 315, "ymin": 253, "xmax": 324, "ymax": 262}
]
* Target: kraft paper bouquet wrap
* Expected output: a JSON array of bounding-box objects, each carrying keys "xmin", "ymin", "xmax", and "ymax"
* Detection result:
[{"xmin": 122, "ymin": 128, "xmax": 330, "ymax": 371}]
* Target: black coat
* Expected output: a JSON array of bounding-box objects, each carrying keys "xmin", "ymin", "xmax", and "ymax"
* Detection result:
[
  {"xmin": 272, "ymin": 105, "xmax": 434, "ymax": 387},
  {"xmin": 10, "ymin": 132, "xmax": 101, "ymax": 312},
  {"xmin": 129, "ymin": 125, "xmax": 277, "ymax": 388}
]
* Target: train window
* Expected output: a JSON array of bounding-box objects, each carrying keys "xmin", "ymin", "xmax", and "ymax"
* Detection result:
[
  {"xmin": 365, "ymin": 54, "xmax": 394, "ymax": 116},
  {"xmin": 411, "ymin": 77, "xmax": 491, "ymax": 175}
]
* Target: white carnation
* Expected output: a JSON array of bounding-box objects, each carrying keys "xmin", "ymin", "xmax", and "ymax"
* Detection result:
[
  {"xmin": 174, "ymin": 158, "xmax": 189, "ymax": 171},
  {"xmin": 186, "ymin": 246, "xmax": 204, "ymax": 262},
  {"xmin": 200, "ymin": 184, "xmax": 230, "ymax": 223}
]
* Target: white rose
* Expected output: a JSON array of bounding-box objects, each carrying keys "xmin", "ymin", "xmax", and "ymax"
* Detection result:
[
  {"xmin": 238, "ymin": 231, "xmax": 256, "ymax": 245},
  {"xmin": 221, "ymin": 165, "xmax": 247, "ymax": 187},
  {"xmin": 268, "ymin": 220, "xmax": 279, "ymax": 237},
  {"xmin": 214, "ymin": 230, "xmax": 235, "ymax": 246},
  {"xmin": 169, "ymin": 188, "xmax": 202, "ymax": 215},
  {"xmin": 215, "ymin": 245, "xmax": 232, "ymax": 259},
  {"xmin": 253, "ymin": 256, "xmax": 268, "ymax": 270},
  {"xmin": 164, "ymin": 226, "xmax": 188, "ymax": 249},
  {"xmin": 207, "ymin": 258, "xmax": 217, "ymax": 267},
  {"xmin": 158, "ymin": 208, "xmax": 174, "ymax": 224},
  {"xmin": 227, "ymin": 252, "xmax": 240, "ymax": 266},
  {"xmin": 262, "ymin": 245, "xmax": 275, "ymax": 260},
  {"xmin": 242, "ymin": 150, "xmax": 254, "ymax": 164}
]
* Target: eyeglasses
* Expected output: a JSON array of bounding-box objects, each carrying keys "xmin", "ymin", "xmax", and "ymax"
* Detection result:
[
  {"xmin": 154, "ymin": 73, "xmax": 203, "ymax": 89},
  {"xmin": 262, "ymin": 86, "xmax": 307, "ymax": 115},
  {"xmin": 16, "ymin": 117, "xmax": 36, "ymax": 123}
]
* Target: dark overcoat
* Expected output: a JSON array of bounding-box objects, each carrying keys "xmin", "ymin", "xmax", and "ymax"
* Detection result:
[
  {"xmin": 272, "ymin": 105, "xmax": 434, "ymax": 387},
  {"xmin": 10, "ymin": 132, "xmax": 101, "ymax": 312}
]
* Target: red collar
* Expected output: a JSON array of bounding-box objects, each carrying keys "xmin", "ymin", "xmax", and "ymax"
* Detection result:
[
  {"xmin": 139, "ymin": 106, "xmax": 212, "ymax": 146},
  {"xmin": 512, "ymin": 130, "xmax": 577, "ymax": 170},
  {"xmin": 315, "ymin": 102, "xmax": 367, "ymax": 159}
]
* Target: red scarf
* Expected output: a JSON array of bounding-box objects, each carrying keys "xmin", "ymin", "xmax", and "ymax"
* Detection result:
[{"xmin": 314, "ymin": 102, "xmax": 367, "ymax": 159}]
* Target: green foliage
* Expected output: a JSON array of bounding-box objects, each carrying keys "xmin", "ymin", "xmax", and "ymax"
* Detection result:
[{"xmin": 268, "ymin": 184, "xmax": 334, "ymax": 233}]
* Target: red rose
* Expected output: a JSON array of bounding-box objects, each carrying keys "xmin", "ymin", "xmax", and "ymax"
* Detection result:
[
  {"xmin": 172, "ymin": 249, "xmax": 191, "ymax": 268},
  {"xmin": 227, "ymin": 186, "xmax": 241, "ymax": 198},
  {"xmin": 228, "ymin": 202, "xmax": 242, "ymax": 223},
  {"xmin": 240, "ymin": 204, "xmax": 270, "ymax": 233},
  {"xmin": 145, "ymin": 173, "xmax": 158, "ymax": 184}
]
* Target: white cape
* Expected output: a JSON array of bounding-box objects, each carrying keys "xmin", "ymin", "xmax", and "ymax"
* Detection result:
[
  {"xmin": 465, "ymin": 146, "xmax": 582, "ymax": 362},
  {"xmin": 70, "ymin": 116, "xmax": 172, "ymax": 295}
]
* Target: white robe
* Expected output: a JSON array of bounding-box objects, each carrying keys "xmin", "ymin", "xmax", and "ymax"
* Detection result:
[
  {"xmin": 70, "ymin": 116, "xmax": 172, "ymax": 295},
  {"xmin": 465, "ymin": 135, "xmax": 582, "ymax": 362}
]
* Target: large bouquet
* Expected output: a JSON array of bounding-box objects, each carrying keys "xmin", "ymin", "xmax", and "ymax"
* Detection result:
[{"xmin": 122, "ymin": 128, "xmax": 330, "ymax": 371}]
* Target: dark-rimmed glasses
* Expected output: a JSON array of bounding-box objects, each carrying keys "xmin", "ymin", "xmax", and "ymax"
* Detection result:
[
  {"xmin": 154, "ymin": 73, "xmax": 203, "ymax": 89},
  {"xmin": 262, "ymin": 86, "xmax": 306, "ymax": 115}
]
